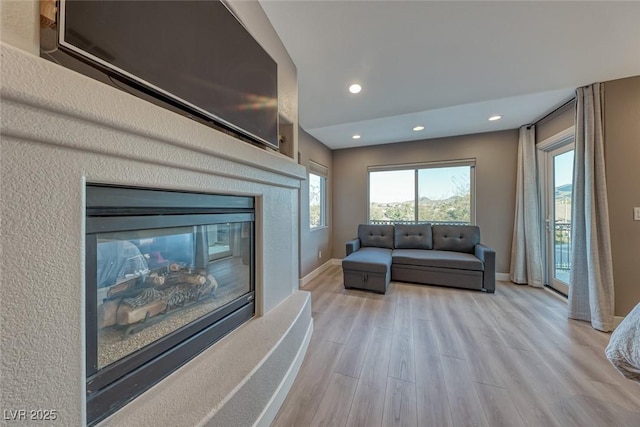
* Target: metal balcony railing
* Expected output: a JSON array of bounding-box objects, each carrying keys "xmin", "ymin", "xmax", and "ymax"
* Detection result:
[
  {"xmin": 554, "ymin": 222, "xmax": 572, "ymax": 273},
  {"xmin": 369, "ymin": 220, "xmax": 470, "ymax": 226}
]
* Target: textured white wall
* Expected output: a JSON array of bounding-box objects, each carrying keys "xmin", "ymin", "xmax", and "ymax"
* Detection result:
[{"xmin": 0, "ymin": 37, "xmax": 306, "ymax": 426}]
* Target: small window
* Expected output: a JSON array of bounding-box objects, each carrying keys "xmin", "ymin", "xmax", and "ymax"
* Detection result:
[{"xmin": 309, "ymin": 160, "xmax": 328, "ymax": 229}]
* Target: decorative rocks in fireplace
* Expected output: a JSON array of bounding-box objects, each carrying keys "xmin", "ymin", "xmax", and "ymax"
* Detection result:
[{"xmin": 85, "ymin": 185, "xmax": 255, "ymax": 425}]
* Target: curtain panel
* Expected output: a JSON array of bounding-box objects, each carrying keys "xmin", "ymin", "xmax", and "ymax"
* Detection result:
[
  {"xmin": 510, "ymin": 126, "xmax": 544, "ymax": 287},
  {"xmin": 568, "ymin": 82, "xmax": 615, "ymax": 332}
]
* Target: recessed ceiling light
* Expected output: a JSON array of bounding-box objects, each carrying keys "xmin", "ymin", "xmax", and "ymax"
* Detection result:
[
  {"xmin": 413, "ymin": 125, "xmax": 425, "ymax": 131},
  {"xmin": 488, "ymin": 115, "xmax": 502, "ymax": 121},
  {"xmin": 352, "ymin": 134, "xmax": 361, "ymax": 139},
  {"xmin": 349, "ymin": 83, "xmax": 362, "ymax": 94}
]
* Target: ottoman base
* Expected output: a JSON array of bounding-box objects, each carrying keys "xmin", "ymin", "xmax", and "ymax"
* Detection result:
[{"xmin": 343, "ymin": 269, "xmax": 390, "ymax": 294}]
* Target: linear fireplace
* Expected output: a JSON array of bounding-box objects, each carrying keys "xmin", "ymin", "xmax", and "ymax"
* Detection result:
[{"xmin": 85, "ymin": 185, "xmax": 255, "ymax": 425}]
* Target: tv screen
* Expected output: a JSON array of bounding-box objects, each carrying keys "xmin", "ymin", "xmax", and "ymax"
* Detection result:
[{"xmin": 58, "ymin": 0, "xmax": 279, "ymax": 149}]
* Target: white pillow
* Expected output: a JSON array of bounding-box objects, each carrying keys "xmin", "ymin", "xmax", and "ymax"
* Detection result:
[{"xmin": 606, "ymin": 302, "xmax": 640, "ymax": 382}]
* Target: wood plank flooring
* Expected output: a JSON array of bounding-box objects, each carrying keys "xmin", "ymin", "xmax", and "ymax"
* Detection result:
[{"xmin": 272, "ymin": 265, "xmax": 640, "ymax": 427}]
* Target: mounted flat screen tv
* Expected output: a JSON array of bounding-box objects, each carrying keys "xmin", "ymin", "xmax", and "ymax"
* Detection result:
[{"xmin": 55, "ymin": 0, "xmax": 279, "ymax": 149}]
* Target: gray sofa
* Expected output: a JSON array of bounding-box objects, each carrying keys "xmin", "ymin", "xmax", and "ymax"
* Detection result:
[{"xmin": 342, "ymin": 224, "xmax": 495, "ymax": 294}]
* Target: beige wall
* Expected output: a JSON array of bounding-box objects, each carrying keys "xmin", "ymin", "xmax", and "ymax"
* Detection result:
[
  {"xmin": 299, "ymin": 128, "xmax": 333, "ymax": 277},
  {"xmin": 332, "ymin": 130, "xmax": 519, "ymax": 274},
  {"xmin": 0, "ymin": 0, "xmax": 39, "ymax": 55},
  {"xmin": 604, "ymin": 75, "xmax": 640, "ymax": 317}
]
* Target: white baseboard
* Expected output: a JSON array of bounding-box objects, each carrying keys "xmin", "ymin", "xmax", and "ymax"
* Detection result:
[
  {"xmin": 614, "ymin": 316, "xmax": 625, "ymax": 329},
  {"xmin": 254, "ymin": 319, "xmax": 313, "ymax": 427},
  {"xmin": 496, "ymin": 273, "xmax": 510, "ymax": 282},
  {"xmin": 299, "ymin": 259, "xmax": 341, "ymax": 288}
]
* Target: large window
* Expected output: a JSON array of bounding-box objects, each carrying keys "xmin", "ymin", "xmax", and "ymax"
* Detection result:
[
  {"xmin": 309, "ymin": 161, "xmax": 328, "ymax": 229},
  {"xmin": 368, "ymin": 161, "xmax": 475, "ymax": 225}
]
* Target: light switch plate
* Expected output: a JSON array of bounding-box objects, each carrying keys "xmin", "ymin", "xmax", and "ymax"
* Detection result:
[{"xmin": 635, "ymin": 207, "xmax": 640, "ymax": 221}]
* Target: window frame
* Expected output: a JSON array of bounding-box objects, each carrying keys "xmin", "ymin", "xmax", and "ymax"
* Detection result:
[
  {"xmin": 367, "ymin": 159, "xmax": 476, "ymax": 225},
  {"xmin": 308, "ymin": 160, "xmax": 328, "ymax": 230},
  {"xmin": 536, "ymin": 126, "xmax": 575, "ymax": 295}
]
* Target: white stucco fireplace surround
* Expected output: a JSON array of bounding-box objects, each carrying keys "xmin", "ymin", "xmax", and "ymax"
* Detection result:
[{"xmin": 0, "ymin": 38, "xmax": 311, "ymax": 427}]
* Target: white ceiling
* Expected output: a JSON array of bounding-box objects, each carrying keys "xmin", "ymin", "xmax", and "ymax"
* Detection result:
[{"xmin": 259, "ymin": 0, "xmax": 640, "ymax": 150}]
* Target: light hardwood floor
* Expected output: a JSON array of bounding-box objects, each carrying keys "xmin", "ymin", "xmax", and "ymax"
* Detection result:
[{"xmin": 272, "ymin": 265, "xmax": 640, "ymax": 427}]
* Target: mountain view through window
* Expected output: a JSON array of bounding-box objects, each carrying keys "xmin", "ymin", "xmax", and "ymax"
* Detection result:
[{"xmin": 369, "ymin": 165, "xmax": 472, "ymax": 224}]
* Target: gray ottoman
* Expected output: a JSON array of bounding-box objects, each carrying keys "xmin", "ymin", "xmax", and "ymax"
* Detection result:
[{"xmin": 342, "ymin": 247, "xmax": 392, "ymax": 294}]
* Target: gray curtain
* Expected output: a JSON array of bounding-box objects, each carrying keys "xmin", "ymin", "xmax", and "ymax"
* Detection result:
[
  {"xmin": 569, "ymin": 82, "xmax": 615, "ymax": 332},
  {"xmin": 510, "ymin": 125, "xmax": 544, "ymax": 287}
]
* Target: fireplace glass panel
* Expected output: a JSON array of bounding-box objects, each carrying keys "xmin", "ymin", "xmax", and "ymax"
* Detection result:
[
  {"xmin": 85, "ymin": 185, "xmax": 255, "ymax": 426},
  {"xmin": 95, "ymin": 222, "xmax": 251, "ymax": 369}
]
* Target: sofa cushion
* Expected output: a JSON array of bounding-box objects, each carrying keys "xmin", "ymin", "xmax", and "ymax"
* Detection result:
[
  {"xmin": 392, "ymin": 249, "xmax": 484, "ymax": 271},
  {"xmin": 394, "ymin": 224, "xmax": 433, "ymax": 250},
  {"xmin": 432, "ymin": 225, "xmax": 480, "ymax": 254},
  {"xmin": 358, "ymin": 224, "xmax": 394, "ymax": 249},
  {"xmin": 342, "ymin": 247, "xmax": 392, "ymax": 274}
]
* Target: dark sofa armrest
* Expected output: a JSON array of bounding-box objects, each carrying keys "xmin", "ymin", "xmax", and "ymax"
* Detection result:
[
  {"xmin": 475, "ymin": 243, "xmax": 496, "ymax": 293},
  {"xmin": 346, "ymin": 238, "xmax": 361, "ymax": 256}
]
